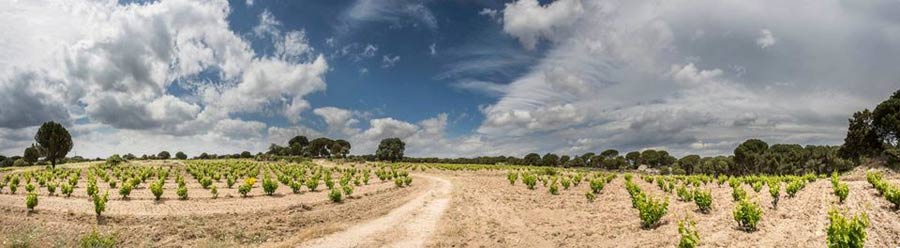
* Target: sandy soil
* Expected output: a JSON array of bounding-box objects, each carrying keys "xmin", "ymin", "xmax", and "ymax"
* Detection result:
[
  {"xmin": 429, "ymin": 169, "xmax": 900, "ymax": 248},
  {"xmin": 297, "ymin": 174, "xmax": 451, "ymax": 248},
  {"xmin": 0, "ymin": 163, "xmax": 428, "ymax": 247},
  {"xmin": 2, "ymin": 162, "xmax": 899, "ymax": 247}
]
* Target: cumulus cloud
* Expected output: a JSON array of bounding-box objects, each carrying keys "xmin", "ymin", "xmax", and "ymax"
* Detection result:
[
  {"xmin": 0, "ymin": 0, "xmax": 328, "ymax": 156},
  {"xmin": 502, "ymin": 0, "xmax": 584, "ymax": 50},
  {"xmin": 476, "ymin": 0, "xmax": 900, "ymax": 157},
  {"xmin": 756, "ymin": 29, "xmax": 776, "ymax": 49}
]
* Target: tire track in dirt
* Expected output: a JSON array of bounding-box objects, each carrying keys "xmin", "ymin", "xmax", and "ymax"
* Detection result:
[{"xmin": 298, "ymin": 174, "xmax": 452, "ymax": 248}]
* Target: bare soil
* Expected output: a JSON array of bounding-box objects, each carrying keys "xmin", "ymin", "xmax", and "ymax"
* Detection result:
[{"xmin": 2, "ymin": 162, "xmax": 899, "ymax": 247}]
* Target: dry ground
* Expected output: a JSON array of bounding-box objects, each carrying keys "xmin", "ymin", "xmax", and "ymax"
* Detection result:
[{"xmin": 1, "ymin": 162, "xmax": 899, "ymax": 247}]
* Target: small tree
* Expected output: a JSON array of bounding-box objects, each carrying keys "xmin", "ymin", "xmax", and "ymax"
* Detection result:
[
  {"xmin": 23, "ymin": 145, "xmax": 40, "ymax": 164},
  {"xmin": 157, "ymin": 151, "xmax": 171, "ymax": 160},
  {"xmin": 34, "ymin": 121, "xmax": 73, "ymax": 169},
  {"xmin": 375, "ymin": 138, "xmax": 405, "ymax": 162},
  {"xmin": 175, "ymin": 152, "xmax": 187, "ymax": 160}
]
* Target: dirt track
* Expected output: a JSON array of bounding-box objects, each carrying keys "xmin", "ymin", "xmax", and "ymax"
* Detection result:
[{"xmin": 298, "ymin": 174, "xmax": 451, "ymax": 248}]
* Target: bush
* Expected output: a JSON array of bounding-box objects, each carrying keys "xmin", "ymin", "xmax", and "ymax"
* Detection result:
[
  {"xmin": 306, "ymin": 177, "xmax": 319, "ymax": 192},
  {"xmin": 826, "ymin": 208, "xmax": 869, "ymax": 248},
  {"xmin": 833, "ymin": 182, "xmax": 849, "ymax": 204},
  {"xmin": 176, "ymin": 184, "xmax": 188, "ymax": 200},
  {"xmin": 290, "ymin": 181, "xmax": 302, "ymax": 193},
  {"xmin": 200, "ymin": 177, "xmax": 213, "ymax": 189},
  {"xmin": 9, "ymin": 183, "xmax": 17, "ymax": 194},
  {"xmin": 585, "ymin": 191, "xmax": 596, "ymax": 202},
  {"xmin": 80, "ymin": 229, "xmax": 116, "ymax": 248},
  {"xmin": 118, "ymin": 183, "xmax": 133, "ymax": 199},
  {"xmin": 507, "ymin": 171, "xmax": 518, "ymax": 185},
  {"xmin": 150, "ymin": 181, "xmax": 164, "ymax": 201},
  {"xmin": 262, "ymin": 177, "xmax": 278, "ymax": 196},
  {"xmin": 329, "ymin": 188, "xmax": 342, "ymax": 203},
  {"xmin": 548, "ymin": 181, "xmax": 559, "ymax": 195},
  {"xmin": 210, "ymin": 185, "xmax": 218, "ymax": 199},
  {"xmin": 678, "ymin": 218, "xmax": 700, "ymax": 248},
  {"xmin": 561, "ymin": 177, "xmax": 571, "ymax": 190},
  {"xmin": 589, "ymin": 178, "xmax": 605, "ymax": 194},
  {"xmin": 403, "ymin": 176, "xmax": 412, "ymax": 186},
  {"xmin": 47, "ymin": 183, "xmax": 56, "ymax": 195},
  {"xmin": 733, "ymin": 199, "xmax": 762, "ymax": 231},
  {"xmin": 25, "ymin": 192, "xmax": 38, "ymax": 212},
  {"xmin": 751, "ymin": 181, "xmax": 763, "ymax": 193},
  {"xmin": 25, "ymin": 183, "xmax": 35, "ymax": 193},
  {"xmin": 637, "ymin": 194, "xmax": 668, "ymax": 228},
  {"xmin": 732, "ymin": 185, "xmax": 747, "ymax": 202},
  {"xmin": 108, "ymin": 180, "xmax": 117, "ymax": 189},
  {"xmin": 226, "ymin": 176, "xmax": 236, "ymax": 188},
  {"xmin": 394, "ymin": 177, "xmax": 404, "ymax": 188},
  {"xmin": 342, "ymin": 185, "xmax": 353, "ymax": 197},
  {"xmin": 93, "ymin": 191, "xmax": 109, "ymax": 217},
  {"xmin": 87, "ymin": 181, "xmax": 98, "ymax": 197},
  {"xmin": 786, "ymin": 180, "xmax": 803, "ymax": 198},
  {"xmin": 523, "ymin": 174, "xmax": 537, "ymax": 190},
  {"xmin": 768, "ymin": 181, "xmax": 781, "ymax": 209},
  {"xmin": 677, "ymin": 186, "xmax": 693, "ymax": 202},
  {"xmin": 693, "ymin": 189, "xmax": 712, "ymax": 214},
  {"xmin": 885, "ymin": 186, "xmax": 900, "ymax": 209},
  {"xmin": 61, "ymin": 183, "xmax": 73, "ymax": 197}
]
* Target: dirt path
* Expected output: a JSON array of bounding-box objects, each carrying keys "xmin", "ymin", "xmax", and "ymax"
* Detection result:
[{"xmin": 298, "ymin": 174, "xmax": 452, "ymax": 248}]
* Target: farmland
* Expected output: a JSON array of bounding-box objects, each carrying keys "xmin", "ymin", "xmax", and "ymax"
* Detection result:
[{"xmin": 1, "ymin": 160, "xmax": 898, "ymax": 247}]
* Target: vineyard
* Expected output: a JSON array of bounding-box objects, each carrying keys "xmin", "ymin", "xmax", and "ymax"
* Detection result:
[{"xmin": 0, "ymin": 160, "xmax": 899, "ymax": 247}]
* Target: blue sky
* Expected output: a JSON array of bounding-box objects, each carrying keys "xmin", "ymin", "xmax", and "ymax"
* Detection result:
[{"xmin": 1, "ymin": 0, "xmax": 898, "ymax": 158}]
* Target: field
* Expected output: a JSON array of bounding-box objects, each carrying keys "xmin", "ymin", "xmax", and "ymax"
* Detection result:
[{"xmin": 1, "ymin": 160, "xmax": 899, "ymax": 247}]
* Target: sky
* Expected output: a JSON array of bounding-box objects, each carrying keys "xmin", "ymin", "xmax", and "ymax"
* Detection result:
[{"xmin": 0, "ymin": 0, "xmax": 898, "ymax": 159}]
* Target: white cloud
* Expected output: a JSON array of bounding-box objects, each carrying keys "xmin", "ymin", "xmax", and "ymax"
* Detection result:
[
  {"xmin": 756, "ymin": 29, "xmax": 776, "ymax": 49},
  {"xmin": 345, "ymin": 0, "xmax": 438, "ymax": 30},
  {"xmin": 0, "ymin": 0, "xmax": 328, "ymax": 157},
  {"xmin": 502, "ymin": 0, "xmax": 584, "ymax": 50},
  {"xmin": 451, "ymin": 80, "xmax": 509, "ymax": 97},
  {"xmin": 313, "ymin": 107, "xmax": 360, "ymax": 135},
  {"xmin": 429, "ymin": 43, "xmax": 437, "ymax": 55},
  {"xmin": 382, "ymin": 55, "xmax": 400, "ymax": 68}
]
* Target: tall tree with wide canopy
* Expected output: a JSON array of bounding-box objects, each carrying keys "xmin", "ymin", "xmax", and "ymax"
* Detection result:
[
  {"xmin": 375, "ymin": 138, "xmax": 405, "ymax": 162},
  {"xmin": 34, "ymin": 121, "xmax": 73, "ymax": 169},
  {"xmin": 734, "ymin": 139, "xmax": 768, "ymax": 174}
]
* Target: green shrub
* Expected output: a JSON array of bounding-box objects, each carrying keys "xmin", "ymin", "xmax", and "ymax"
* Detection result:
[
  {"xmin": 786, "ymin": 180, "xmax": 803, "ymax": 198},
  {"xmin": 25, "ymin": 183, "xmax": 35, "ymax": 193},
  {"xmin": 394, "ymin": 177, "xmax": 404, "ymax": 188},
  {"xmin": 403, "ymin": 176, "xmax": 412, "ymax": 186},
  {"xmin": 693, "ymin": 189, "xmax": 712, "ymax": 214},
  {"xmin": 523, "ymin": 174, "xmax": 537, "ymax": 190},
  {"xmin": 262, "ymin": 177, "xmax": 278, "ymax": 196},
  {"xmin": 548, "ymin": 181, "xmax": 559, "ymax": 195},
  {"xmin": 25, "ymin": 192, "xmax": 38, "ymax": 212},
  {"xmin": 226, "ymin": 176, "xmax": 236, "ymax": 188},
  {"xmin": 678, "ymin": 218, "xmax": 700, "ymax": 248},
  {"xmin": 733, "ymin": 199, "xmax": 762, "ymax": 231},
  {"xmin": 885, "ymin": 186, "xmax": 900, "ymax": 209},
  {"xmin": 176, "ymin": 184, "xmax": 188, "ymax": 200},
  {"xmin": 507, "ymin": 171, "xmax": 518, "ymax": 185},
  {"xmin": 826, "ymin": 208, "xmax": 869, "ymax": 248},
  {"xmin": 677, "ymin": 186, "xmax": 693, "ymax": 202},
  {"xmin": 589, "ymin": 178, "xmax": 605, "ymax": 193},
  {"xmin": 118, "ymin": 183, "xmax": 133, "ymax": 199},
  {"xmin": 289, "ymin": 181, "xmax": 302, "ymax": 193},
  {"xmin": 150, "ymin": 181, "xmax": 164, "ymax": 201},
  {"xmin": 47, "ymin": 183, "xmax": 57, "ymax": 195},
  {"xmin": 751, "ymin": 181, "xmax": 763, "ymax": 193},
  {"xmin": 306, "ymin": 177, "xmax": 319, "ymax": 192},
  {"xmin": 86, "ymin": 181, "xmax": 98, "ymax": 197},
  {"xmin": 210, "ymin": 185, "xmax": 218, "ymax": 199},
  {"xmin": 325, "ymin": 176, "xmax": 335, "ymax": 190},
  {"xmin": 200, "ymin": 177, "xmax": 213, "ymax": 189},
  {"xmin": 108, "ymin": 180, "xmax": 117, "ymax": 189},
  {"xmin": 561, "ymin": 177, "xmax": 571, "ymax": 190},
  {"xmin": 732, "ymin": 185, "xmax": 747, "ymax": 202},
  {"xmin": 93, "ymin": 191, "xmax": 109, "ymax": 217},
  {"xmin": 833, "ymin": 182, "xmax": 849, "ymax": 204},
  {"xmin": 768, "ymin": 181, "xmax": 781, "ymax": 209},
  {"xmin": 585, "ymin": 191, "xmax": 596, "ymax": 202},
  {"xmin": 80, "ymin": 229, "xmax": 116, "ymax": 248},
  {"xmin": 637, "ymin": 195, "xmax": 668, "ymax": 228},
  {"xmin": 329, "ymin": 188, "xmax": 342, "ymax": 203},
  {"xmin": 342, "ymin": 185, "xmax": 353, "ymax": 197},
  {"xmin": 61, "ymin": 183, "xmax": 73, "ymax": 197},
  {"xmin": 9, "ymin": 183, "xmax": 17, "ymax": 194}
]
